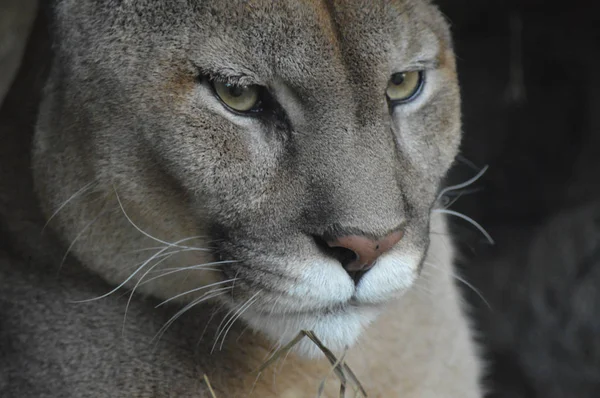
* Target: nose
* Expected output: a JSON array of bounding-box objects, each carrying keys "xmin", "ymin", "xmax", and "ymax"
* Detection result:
[{"xmin": 326, "ymin": 230, "xmax": 404, "ymax": 272}]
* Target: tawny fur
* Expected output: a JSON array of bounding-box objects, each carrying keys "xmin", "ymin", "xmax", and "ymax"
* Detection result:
[
  {"xmin": 208, "ymin": 216, "xmax": 481, "ymax": 397},
  {"xmin": 0, "ymin": 1, "xmax": 482, "ymax": 396}
]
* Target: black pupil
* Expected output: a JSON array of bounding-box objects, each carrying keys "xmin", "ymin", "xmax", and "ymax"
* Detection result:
[
  {"xmin": 391, "ymin": 73, "xmax": 406, "ymax": 86},
  {"xmin": 226, "ymin": 84, "xmax": 245, "ymax": 98}
]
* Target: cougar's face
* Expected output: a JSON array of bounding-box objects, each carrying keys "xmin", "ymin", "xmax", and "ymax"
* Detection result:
[{"xmin": 43, "ymin": 0, "xmax": 461, "ymax": 356}]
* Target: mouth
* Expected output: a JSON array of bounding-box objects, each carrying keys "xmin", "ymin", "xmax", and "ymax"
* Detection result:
[
  {"xmin": 240, "ymin": 297, "xmax": 383, "ymax": 358},
  {"xmin": 347, "ymin": 270, "xmax": 369, "ymax": 286},
  {"xmin": 206, "ymin": 234, "xmax": 423, "ymax": 356},
  {"xmin": 263, "ymin": 297, "xmax": 381, "ymax": 319},
  {"xmin": 215, "ymin": 243, "xmax": 422, "ymax": 311}
]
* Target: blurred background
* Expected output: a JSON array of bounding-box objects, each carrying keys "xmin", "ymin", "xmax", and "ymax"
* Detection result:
[
  {"xmin": 1, "ymin": 1, "xmax": 599, "ymax": 396},
  {"xmin": 439, "ymin": 0, "xmax": 600, "ymax": 396}
]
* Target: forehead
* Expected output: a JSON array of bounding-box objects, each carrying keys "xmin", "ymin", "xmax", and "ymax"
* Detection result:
[{"xmin": 178, "ymin": 0, "xmax": 443, "ymax": 81}]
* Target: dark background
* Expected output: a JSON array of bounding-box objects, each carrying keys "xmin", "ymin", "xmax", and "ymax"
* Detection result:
[
  {"xmin": 4, "ymin": 1, "xmax": 599, "ymax": 396},
  {"xmin": 437, "ymin": 0, "xmax": 600, "ymax": 396}
]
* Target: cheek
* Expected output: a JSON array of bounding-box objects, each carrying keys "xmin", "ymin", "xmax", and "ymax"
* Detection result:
[
  {"xmin": 425, "ymin": 97, "xmax": 462, "ymax": 170},
  {"xmin": 397, "ymin": 94, "xmax": 461, "ymax": 169},
  {"xmin": 154, "ymin": 113, "xmax": 289, "ymax": 211}
]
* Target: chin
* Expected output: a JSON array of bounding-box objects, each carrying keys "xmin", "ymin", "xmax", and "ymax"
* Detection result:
[
  {"xmin": 225, "ymin": 250, "xmax": 423, "ymax": 358},
  {"xmin": 243, "ymin": 305, "xmax": 382, "ymax": 359}
]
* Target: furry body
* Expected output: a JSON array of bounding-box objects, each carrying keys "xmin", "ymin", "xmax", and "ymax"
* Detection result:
[{"xmin": 0, "ymin": 1, "xmax": 481, "ymax": 396}]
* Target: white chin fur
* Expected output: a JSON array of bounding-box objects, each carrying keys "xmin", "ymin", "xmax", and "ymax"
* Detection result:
[
  {"xmin": 239, "ymin": 251, "xmax": 421, "ymax": 357},
  {"xmin": 354, "ymin": 250, "xmax": 420, "ymax": 303},
  {"xmin": 243, "ymin": 307, "xmax": 381, "ymax": 359}
]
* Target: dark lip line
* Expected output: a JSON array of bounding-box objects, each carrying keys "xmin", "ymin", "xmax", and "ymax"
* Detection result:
[
  {"xmin": 216, "ymin": 240, "xmax": 428, "ymax": 314},
  {"xmin": 221, "ymin": 260, "xmax": 412, "ymax": 312},
  {"xmin": 251, "ymin": 299, "xmax": 382, "ymax": 319}
]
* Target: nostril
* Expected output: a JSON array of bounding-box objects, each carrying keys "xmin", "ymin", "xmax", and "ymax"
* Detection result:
[
  {"xmin": 312, "ymin": 235, "xmax": 358, "ymax": 269},
  {"xmin": 327, "ymin": 230, "xmax": 404, "ymax": 272},
  {"xmin": 312, "ymin": 228, "xmax": 403, "ymax": 284}
]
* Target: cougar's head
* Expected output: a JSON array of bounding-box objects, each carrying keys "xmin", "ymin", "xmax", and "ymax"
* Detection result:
[{"xmin": 34, "ymin": 0, "xmax": 460, "ymax": 356}]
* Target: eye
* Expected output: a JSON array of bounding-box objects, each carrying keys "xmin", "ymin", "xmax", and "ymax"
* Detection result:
[
  {"xmin": 386, "ymin": 71, "xmax": 424, "ymax": 104},
  {"xmin": 212, "ymin": 81, "xmax": 260, "ymax": 113}
]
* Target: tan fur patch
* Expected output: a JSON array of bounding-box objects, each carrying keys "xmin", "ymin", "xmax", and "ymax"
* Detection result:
[
  {"xmin": 438, "ymin": 45, "xmax": 458, "ymax": 80},
  {"xmin": 163, "ymin": 67, "xmax": 196, "ymax": 102}
]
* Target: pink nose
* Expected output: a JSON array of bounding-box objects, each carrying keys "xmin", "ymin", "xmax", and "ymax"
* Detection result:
[{"xmin": 326, "ymin": 230, "xmax": 404, "ymax": 272}]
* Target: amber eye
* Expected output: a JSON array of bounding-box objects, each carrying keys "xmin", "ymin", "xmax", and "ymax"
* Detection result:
[
  {"xmin": 212, "ymin": 81, "xmax": 260, "ymax": 112},
  {"xmin": 386, "ymin": 71, "xmax": 424, "ymax": 104}
]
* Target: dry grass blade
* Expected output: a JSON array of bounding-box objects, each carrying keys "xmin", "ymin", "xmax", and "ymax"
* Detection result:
[
  {"xmin": 203, "ymin": 374, "xmax": 217, "ymax": 398},
  {"xmin": 302, "ymin": 331, "xmax": 348, "ymax": 387},
  {"xmin": 254, "ymin": 331, "xmax": 306, "ymax": 374},
  {"xmin": 254, "ymin": 330, "xmax": 368, "ymax": 398},
  {"xmin": 317, "ymin": 348, "xmax": 347, "ymax": 397},
  {"xmin": 302, "ymin": 331, "xmax": 367, "ymax": 397},
  {"xmin": 339, "ymin": 382, "xmax": 346, "ymax": 398},
  {"xmin": 341, "ymin": 362, "xmax": 367, "ymax": 397}
]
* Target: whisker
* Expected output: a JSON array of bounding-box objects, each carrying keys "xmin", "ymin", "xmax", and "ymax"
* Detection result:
[
  {"xmin": 136, "ymin": 264, "xmax": 230, "ymax": 287},
  {"xmin": 123, "ymin": 243, "xmax": 224, "ymax": 329},
  {"xmin": 235, "ymin": 322, "xmax": 252, "ymax": 344},
  {"xmin": 122, "ymin": 250, "xmax": 186, "ymax": 333},
  {"xmin": 58, "ymin": 200, "xmax": 112, "ymax": 274},
  {"xmin": 122, "ymin": 247, "xmax": 216, "ymax": 271},
  {"xmin": 211, "ymin": 301, "xmax": 241, "ymax": 354},
  {"xmin": 116, "ymin": 268, "xmax": 215, "ymax": 301},
  {"xmin": 156, "ymin": 278, "xmax": 238, "ymax": 308},
  {"xmin": 218, "ymin": 291, "xmax": 261, "ymax": 351},
  {"xmin": 268, "ymin": 292, "xmax": 286, "ymax": 318},
  {"xmin": 456, "ymin": 154, "xmax": 482, "ymax": 172},
  {"xmin": 125, "ymin": 246, "xmax": 169, "ymax": 254},
  {"xmin": 71, "ymin": 235, "xmax": 204, "ymax": 304},
  {"xmin": 124, "ymin": 238, "xmax": 223, "ymax": 257},
  {"xmin": 128, "ymin": 260, "xmax": 237, "ymax": 294},
  {"xmin": 150, "ymin": 260, "xmax": 237, "ymax": 274},
  {"xmin": 443, "ymin": 190, "xmax": 465, "ymax": 209},
  {"xmin": 222, "ymin": 294, "xmax": 261, "ymax": 351},
  {"xmin": 153, "ymin": 288, "xmax": 231, "ymax": 346},
  {"xmin": 448, "ymin": 187, "xmax": 485, "ymax": 198},
  {"xmin": 113, "ymin": 185, "xmax": 206, "ymax": 250},
  {"xmin": 42, "ymin": 181, "xmax": 97, "ymax": 233},
  {"xmin": 197, "ymin": 301, "xmax": 228, "ymax": 348},
  {"xmin": 138, "ymin": 269, "xmax": 221, "ymax": 287},
  {"xmin": 437, "ymin": 164, "xmax": 489, "ymax": 204},
  {"xmin": 231, "ymin": 268, "xmax": 242, "ymax": 295},
  {"xmin": 212, "ymin": 291, "xmax": 262, "ymax": 354},
  {"xmin": 120, "ymin": 249, "xmax": 179, "ymax": 271},
  {"xmin": 423, "ymin": 261, "xmax": 492, "ymax": 309},
  {"xmin": 432, "ymin": 208, "xmax": 495, "ymax": 245}
]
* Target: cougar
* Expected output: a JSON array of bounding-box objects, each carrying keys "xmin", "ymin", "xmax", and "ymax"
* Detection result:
[{"xmin": 0, "ymin": 1, "xmax": 482, "ymax": 396}]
